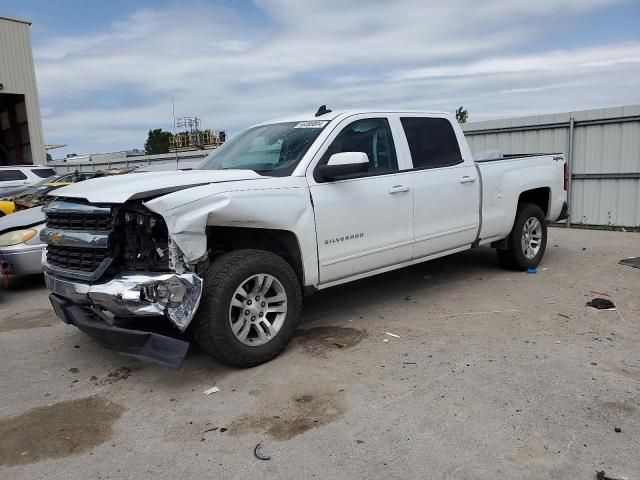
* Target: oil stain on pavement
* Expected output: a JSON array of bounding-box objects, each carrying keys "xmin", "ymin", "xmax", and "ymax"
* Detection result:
[
  {"xmin": 0, "ymin": 396, "xmax": 126, "ymax": 466},
  {"xmin": 0, "ymin": 308, "xmax": 57, "ymax": 333},
  {"xmin": 229, "ymin": 390, "xmax": 347, "ymax": 440},
  {"xmin": 294, "ymin": 326, "xmax": 368, "ymax": 357}
]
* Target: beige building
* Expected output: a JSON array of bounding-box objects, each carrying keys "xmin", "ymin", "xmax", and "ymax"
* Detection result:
[{"xmin": 0, "ymin": 15, "xmax": 45, "ymax": 165}]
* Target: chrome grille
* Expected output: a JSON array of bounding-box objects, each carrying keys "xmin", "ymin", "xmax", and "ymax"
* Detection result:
[
  {"xmin": 45, "ymin": 212, "xmax": 113, "ymax": 231},
  {"xmin": 46, "ymin": 245, "xmax": 109, "ymax": 273},
  {"xmin": 42, "ymin": 200, "xmax": 115, "ymax": 280}
]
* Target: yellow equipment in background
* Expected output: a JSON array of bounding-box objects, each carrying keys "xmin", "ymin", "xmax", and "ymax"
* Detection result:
[
  {"xmin": 169, "ymin": 129, "xmax": 226, "ymax": 152},
  {"xmin": 0, "ymin": 200, "xmax": 15, "ymax": 217}
]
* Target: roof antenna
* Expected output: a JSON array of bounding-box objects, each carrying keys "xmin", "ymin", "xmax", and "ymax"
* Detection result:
[{"xmin": 315, "ymin": 105, "xmax": 332, "ymax": 117}]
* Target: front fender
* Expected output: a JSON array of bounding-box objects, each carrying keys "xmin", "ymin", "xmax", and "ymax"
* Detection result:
[{"xmin": 143, "ymin": 179, "xmax": 319, "ymax": 286}]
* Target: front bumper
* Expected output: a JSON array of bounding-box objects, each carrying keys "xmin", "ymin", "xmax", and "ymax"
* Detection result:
[
  {"xmin": 0, "ymin": 243, "xmax": 44, "ymax": 275},
  {"xmin": 44, "ymin": 271, "xmax": 203, "ymax": 330},
  {"xmin": 49, "ymin": 294, "xmax": 189, "ymax": 369}
]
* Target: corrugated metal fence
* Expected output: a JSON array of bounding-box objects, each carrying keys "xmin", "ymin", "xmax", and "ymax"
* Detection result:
[{"xmin": 462, "ymin": 105, "xmax": 640, "ymax": 227}]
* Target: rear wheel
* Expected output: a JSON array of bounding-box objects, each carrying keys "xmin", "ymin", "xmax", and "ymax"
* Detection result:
[
  {"xmin": 192, "ymin": 249, "xmax": 302, "ymax": 367},
  {"xmin": 497, "ymin": 203, "xmax": 547, "ymax": 270}
]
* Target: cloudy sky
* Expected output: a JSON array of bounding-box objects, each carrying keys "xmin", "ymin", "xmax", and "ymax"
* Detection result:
[{"xmin": 2, "ymin": 0, "xmax": 640, "ymax": 157}]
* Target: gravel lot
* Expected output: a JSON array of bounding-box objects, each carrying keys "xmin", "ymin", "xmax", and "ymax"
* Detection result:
[{"xmin": 0, "ymin": 227, "xmax": 638, "ymax": 479}]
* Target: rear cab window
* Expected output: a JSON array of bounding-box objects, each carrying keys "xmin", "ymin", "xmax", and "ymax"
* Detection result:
[
  {"xmin": 400, "ymin": 117, "xmax": 462, "ymax": 169},
  {"xmin": 32, "ymin": 168, "xmax": 57, "ymax": 178},
  {"xmin": 0, "ymin": 170, "xmax": 28, "ymax": 181}
]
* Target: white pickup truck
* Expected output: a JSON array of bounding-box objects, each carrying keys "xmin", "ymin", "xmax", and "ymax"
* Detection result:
[{"xmin": 42, "ymin": 108, "xmax": 568, "ymax": 368}]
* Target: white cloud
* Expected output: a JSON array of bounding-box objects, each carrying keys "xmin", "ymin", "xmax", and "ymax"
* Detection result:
[{"xmin": 32, "ymin": 0, "xmax": 640, "ymax": 156}]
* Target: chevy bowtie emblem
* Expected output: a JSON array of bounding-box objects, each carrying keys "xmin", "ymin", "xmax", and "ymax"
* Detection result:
[{"xmin": 49, "ymin": 232, "xmax": 63, "ymax": 245}]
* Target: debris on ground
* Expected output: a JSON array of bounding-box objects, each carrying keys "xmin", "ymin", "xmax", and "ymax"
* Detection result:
[
  {"xmin": 385, "ymin": 332, "xmax": 400, "ymax": 338},
  {"xmin": 614, "ymin": 427, "xmax": 622, "ymax": 433},
  {"xmin": 596, "ymin": 470, "xmax": 628, "ymax": 480},
  {"xmin": 200, "ymin": 427, "xmax": 218, "ymax": 434},
  {"xmin": 619, "ymin": 257, "xmax": 640, "ymax": 269},
  {"xmin": 68, "ymin": 368, "xmax": 79, "ymax": 374},
  {"xmin": 382, "ymin": 338, "xmax": 389, "ymax": 343},
  {"xmin": 586, "ymin": 298, "xmax": 616, "ymax": 310},
  {"xmin": 590, "ymin": 290, "xmax": 610, "ymax": 297},
  {"xmin": 99, "ymin": 367, "xmax": 131, "ymax": 385},
  {"xmin": 558, "ymin": 313, "xmax": 570, "ymax": 319},
  {"xmin": 254, "ymin": 442, "xmax": 271, "ymax": 460},
  {"xmin": 527, "ymin": 268, "xmax": 537, "ymax": 274},
  {"xmin": 203, "ymin": 386, "xmax": 220, "ymax": 395}
]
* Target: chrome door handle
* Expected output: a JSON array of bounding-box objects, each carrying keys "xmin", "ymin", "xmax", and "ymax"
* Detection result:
[
  {"xmin": 459, "ymin": 176, "xmax": 476, "ymax": 184},
  {"xmin": 388, "ymin": 185, "xmax": 410, "ymax": 194}
]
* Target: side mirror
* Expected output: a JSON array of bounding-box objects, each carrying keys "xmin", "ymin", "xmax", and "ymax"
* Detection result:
[{"xmin": 317, "ymin": 152, "xmax": 369, "ymax": 181}]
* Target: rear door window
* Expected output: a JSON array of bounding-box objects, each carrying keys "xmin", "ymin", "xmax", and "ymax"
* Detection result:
[
  {"xmin": 400, "ymin": 117, "xmax": 462, "ymax": 169},
  {"xmin": 32, "ymin": 168, "xmax": 57, "ymax": 178},
  {"xmin": 0, "ymin": 170, "xmax": 28, "ymax": 181}
]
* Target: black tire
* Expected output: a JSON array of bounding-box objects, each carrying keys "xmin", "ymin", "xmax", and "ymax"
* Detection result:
[
  {"xmin": 191, "ymin": 249, "xmax": 302, "ymax": 367},
  {"xmin": 496, "ymin": 203, "xmax": 547, "ymax": 271}
]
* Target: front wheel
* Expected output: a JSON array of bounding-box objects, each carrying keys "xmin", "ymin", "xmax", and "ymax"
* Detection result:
[
  {"xmin": 191, "ymin": 249, "xmax": 302, "ymax": 367},
  {"xmin": 497, "ymin": 203, "xmax": 547, "ymax": 270}
]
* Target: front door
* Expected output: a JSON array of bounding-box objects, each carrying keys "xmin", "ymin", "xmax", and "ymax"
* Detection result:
[{"xmin": 309, "ymin": 116, "xmax": 414, "ymax": 284}]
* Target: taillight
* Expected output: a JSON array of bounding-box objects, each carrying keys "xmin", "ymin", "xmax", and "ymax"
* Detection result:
[{"xmin": 563, "ymin": 162, "xmax": 569, "ymax": 191}]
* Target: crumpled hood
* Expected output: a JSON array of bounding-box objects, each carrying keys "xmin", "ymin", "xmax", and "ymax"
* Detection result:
[{"xmin": 50, "ymin": 169, "xmax": 263, "ymax": 203}]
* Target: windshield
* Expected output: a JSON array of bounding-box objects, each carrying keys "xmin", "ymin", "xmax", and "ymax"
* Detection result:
[
  {"xmin": 14, "ymin": 174, "xmax": 62, "ymax": 198},
  {"xmin": 197, "ymin": 121, "xmax": 328, "ymax": 176}
]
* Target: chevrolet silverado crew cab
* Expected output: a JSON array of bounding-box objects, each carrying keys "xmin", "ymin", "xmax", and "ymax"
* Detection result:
[{"xmin": 42, "ymin": 108, "xmax": 568, "ymax": 368}]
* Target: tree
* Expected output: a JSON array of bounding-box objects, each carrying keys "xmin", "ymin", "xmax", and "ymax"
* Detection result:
[
  {"xmin": 455, "ymin": 106, "xmax": 468, "ymax": 124},
  {"xmin": 144, "ymin": 128, "xmax": 172, "ymax": 155}
]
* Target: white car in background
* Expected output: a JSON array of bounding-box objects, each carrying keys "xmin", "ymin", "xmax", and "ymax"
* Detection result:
[{"xmin": 0, "ymin": 165, "xmax": 57, "ymax": 197}]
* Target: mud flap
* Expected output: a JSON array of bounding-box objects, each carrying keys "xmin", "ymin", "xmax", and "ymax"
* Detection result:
[{"xmin": 49, "ymin": 294, "xmax": 190, "ymax": 369}]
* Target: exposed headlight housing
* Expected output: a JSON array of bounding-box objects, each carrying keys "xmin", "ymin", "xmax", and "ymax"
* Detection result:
[{"xmin": 0, "ymin": 229, "xmax": 37, "ymax": 247}]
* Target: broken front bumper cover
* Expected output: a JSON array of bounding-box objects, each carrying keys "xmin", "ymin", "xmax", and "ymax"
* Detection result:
[
  {"xmin": 49, "ymin": 294, "xmax": 189, "ymax": 369},
  {"xmin": 44, "ymin": 271, "xmax": 203, "ymax": 330}
]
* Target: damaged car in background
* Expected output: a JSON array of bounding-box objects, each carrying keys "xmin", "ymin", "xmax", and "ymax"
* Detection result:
[
  {"xmin": 0, "ymin": 169, "xmax": 134, "ymax": 277},
  {"xmin": 41, "ymin": 107, "xmax": 569, "ymax": 368}
]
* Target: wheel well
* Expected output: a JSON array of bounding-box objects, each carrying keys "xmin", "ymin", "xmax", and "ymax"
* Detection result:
[
  {"xmin": 518, "ymin": 187, "xmax": 550, "ymax": 217},
  {"xmin": 205, "ymin": 226, "xmax": 304, "ymax": 285}
]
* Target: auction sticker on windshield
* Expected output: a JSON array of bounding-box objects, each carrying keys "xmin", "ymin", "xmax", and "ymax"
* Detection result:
[{"xmin": 294, "ymin": 121, "xmax": 329, "ymax": 129}]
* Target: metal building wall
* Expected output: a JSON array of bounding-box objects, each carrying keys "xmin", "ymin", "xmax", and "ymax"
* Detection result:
[
  {"xmin": 462, "ymin": 105, "xmax": 640, "ymax": 227},
  {"xmin": 0, "ymin": 16, "xmax": 46, "ymax": 165}
]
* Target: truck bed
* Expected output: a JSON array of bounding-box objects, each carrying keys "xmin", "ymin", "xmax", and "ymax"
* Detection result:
[{"xmin": 476, "ymin": 153, "xmax": 566, "ymax": 245}]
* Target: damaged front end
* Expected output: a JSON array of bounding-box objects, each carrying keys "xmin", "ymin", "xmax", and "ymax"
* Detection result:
[{"xmin": 41, "ymin": 199, "xmax": 204, "ymax": 368}]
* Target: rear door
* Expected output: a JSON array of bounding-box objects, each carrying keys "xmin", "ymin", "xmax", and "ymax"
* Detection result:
[
  {"xmin": 398, "ymin": 116, "xmax": 480, "ymax": 259},
  {"xmin": 308, "ymin": 114, "xmax": 414, "ymax": 284}
]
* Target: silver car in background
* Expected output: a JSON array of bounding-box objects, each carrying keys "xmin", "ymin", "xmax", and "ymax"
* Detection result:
[{"xmin": 0, "ymin": 206, "xmax": 46, "ymax": 276}]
